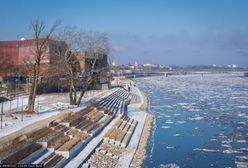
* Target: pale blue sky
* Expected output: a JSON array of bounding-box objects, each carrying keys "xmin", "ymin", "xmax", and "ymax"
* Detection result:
[{"xmin": 1, "ymin": 0, "xmax": 248, "ymax": 67}]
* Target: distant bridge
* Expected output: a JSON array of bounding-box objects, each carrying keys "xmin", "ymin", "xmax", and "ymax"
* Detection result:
[{"xmin": 124, "ymin": 72, "xmax": 166, "ymax": 79}]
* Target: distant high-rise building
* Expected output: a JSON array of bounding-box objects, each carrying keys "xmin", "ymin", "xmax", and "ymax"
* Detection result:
[
  {"xmin": 112, "ymin": 60, "xmax": 116, "ymax": 66},
  {"xmin": 134, "ymin": 61, "xmax": 138, "ymax": 67}
]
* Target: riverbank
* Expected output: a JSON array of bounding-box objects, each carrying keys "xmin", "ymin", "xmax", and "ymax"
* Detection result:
[
  {"xmin": 0, "ymin": 78, "xmax": 154, "ymax": 167},
  {"xmin": 130, "ymin": 90, "xmax": 154, "ymax": 168}
]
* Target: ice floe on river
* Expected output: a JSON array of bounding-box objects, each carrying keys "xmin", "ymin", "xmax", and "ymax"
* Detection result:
[
  {"xmin": 162, "ymin": 126, "xmax": 171, "ymax": 129},
  {"xmin": 136, "ymin": 73, "xmax": 248, "ymax": 168}
]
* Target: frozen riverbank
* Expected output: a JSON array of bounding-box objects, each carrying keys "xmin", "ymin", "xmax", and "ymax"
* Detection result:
[
  {"xmin": 0, "ymin": 81, "xmax": 155, "ymax": 167},
  {"xmin": 130, "ymin": 91, "xmax": 154, "ymax": 168},
  {"xmin": 80, "ymin": 79, "xmax": 154, "ymax": 168}
]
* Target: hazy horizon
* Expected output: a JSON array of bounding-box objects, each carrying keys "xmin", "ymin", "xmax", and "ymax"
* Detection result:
[{"xmin": 1, "ymin": 0, "xmax": 248, "ymax": 67}]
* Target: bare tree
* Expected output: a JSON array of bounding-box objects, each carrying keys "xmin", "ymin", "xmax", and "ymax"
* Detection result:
[
  {"xmin": 76, "ymin": 32, "xmax": 109, "ymax": 105},
  {"xmin": 27, "ymin": 19, "xmax": 59, "ymax": 113},
  {"xmin": 53, "ymin": 26, "xmax": 109, "ymax": 106},
  {"xmin": 52, "ymin": 26, "xmax": 81, "ymax": 105}
]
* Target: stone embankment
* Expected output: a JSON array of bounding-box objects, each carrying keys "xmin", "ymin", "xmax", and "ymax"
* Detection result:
[
  {"xmin": 130, "ymin": 91, "xmax": 154, "ymax": 168},
  {"xmin": 85, "ymin": 142, "xmax": 128, "ymax": 168}
]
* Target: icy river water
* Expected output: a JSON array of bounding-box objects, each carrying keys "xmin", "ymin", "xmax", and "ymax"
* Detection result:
[{"xmin": 135, "ymin": 73, "xmax": 248, "ymax": 168}]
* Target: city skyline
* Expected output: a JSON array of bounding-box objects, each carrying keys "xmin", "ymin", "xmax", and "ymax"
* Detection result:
[{"xmin": 1, "ymin": 0, "xmax": 248, "ymax": 67}]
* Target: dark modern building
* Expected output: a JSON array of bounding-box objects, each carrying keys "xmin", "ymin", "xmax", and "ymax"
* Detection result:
[{"xmin": 76, "ymin": 51, "xmax": 110, "ymax": 90}]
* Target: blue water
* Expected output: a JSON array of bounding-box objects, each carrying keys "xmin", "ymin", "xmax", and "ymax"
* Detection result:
[{"xmin": 135, "ymin": 73, "xmax": 248, "ymax": 168}]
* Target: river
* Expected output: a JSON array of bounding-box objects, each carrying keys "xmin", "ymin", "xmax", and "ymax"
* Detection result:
[{"xmin": 135, "ymin": 73, "xmax": 248, "ymax": 168}]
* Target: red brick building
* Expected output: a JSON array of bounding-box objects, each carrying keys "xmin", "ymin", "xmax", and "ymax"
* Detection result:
[
  {"xmin": 0, "ymin": 38, "xmax": 110, "ymax": 92},
  {"xmin": 0, "ymin": 38, "xmax": 66, "ymax": 77}
]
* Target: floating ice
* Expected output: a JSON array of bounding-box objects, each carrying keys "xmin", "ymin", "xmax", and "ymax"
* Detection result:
[
  {"xmin": 177, "ymin": 121, "xmax": 186, "ymax": 124},
  {"xmin": 135, "ymin": 73, "xmax": 248, "ymax": 167},
  {"xmin": 221, "ymin": 144, "xmax": 232, "ymax": 148},
  {"xmin": 210, "ymin": 138, "xmax": 218, "ymax": 142},
  {"xmin": 188, "ymin": 109, "xmax": 201, "ymax": 112},
  {"xmin": 189, "ymin": 116, "xmax": 205, "ymax": 120},
  {"xmin": 193, "ymin": 148, "xmax": 202, "ymax": 151},
  {"xmin": 165, "ymin": 120, "xmax": 174, "ymax": 124},
  {"xmin": 202, "ymin": 148, "xmax": 220, "ymax": 153},
  {"xmin": 223, "ymin": 149, "xmax": 242, "ymax": 154},
  {"xmin": 235, "ymin": 156, "xmax": 248, "ymax": 168},
  {"xmin": 158, "ymin": 164, "xmax": 180, "ymax": 168},
  {"xmin": 237, "ymin": 140, "xmax": 247, "ymax": 144},
  {"xmin": 236, "ymin": 105, "xmax": 248, "ymax": 109},
  {"xmin": 165, "ymin": 105, "xmax": 173, "ymax": 109},
  {"xmin": 178, "ymin": 103, "xmax": 188, "ymax": 106},
  {"xmin": 166, "ymin": 146, "xmax": 176, "ymax": 149},
  {"xmin": 162, "ymin": 126, "xmax": 171, "ymax": 129},
  {"xmin": 151, "ymin": 105, "xmax": 169, "ymax": 108},
  {"xmin": 193, "ymin": 148, "xmax": 220, "ymax": 153}
]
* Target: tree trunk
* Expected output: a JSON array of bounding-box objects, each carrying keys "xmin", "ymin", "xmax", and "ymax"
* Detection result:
[
  {"xmin": 76, "ymin": 89, "xmax": 86, "ymax": 106},
  {"xmin": 69, "ymin": 75, "xmax": 77, "ymax": 105},
  {"xmin": 69, "ymin": 84, "xmax": 76, "ymax": 105},
  {"xmin": 76, "ymin": 59, "xmax": 96, "ymax": 106},
  {"xmin": 26, "ymin": 19, "xmax": 59, "ymax": 113},
  {"xmin": 27, "ymin": 63, "xmax": 39, "ymax": 113},
  {"xmin": 76, "ymin": 75, "xmax": 93, "ymax": 106},
  {"xmin": 69, "ymin": 87, "xmax": 74, "ymax": 105}
]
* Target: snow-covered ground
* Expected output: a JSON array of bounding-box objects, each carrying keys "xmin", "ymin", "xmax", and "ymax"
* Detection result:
[
  {"xmin": 0, "ymin": 84, "xmax": 147, "ymax": 168},
  {"xmin": 63, "ymin": 85, "xmax": 147, "ymax": 168},
  {"xmin": 0, "ymin": 89, "xmax": 112, "ymax": 138}
]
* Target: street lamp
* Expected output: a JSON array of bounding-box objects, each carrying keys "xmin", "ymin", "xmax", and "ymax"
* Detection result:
[{"xmin": 1, "ymin": 103, "xmax": 3, "ymax": 129}]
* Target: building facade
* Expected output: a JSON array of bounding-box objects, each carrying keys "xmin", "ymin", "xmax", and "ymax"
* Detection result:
[
  {"xmin": 0, "ymin": 38, "xmax": 109, "ymax": 92},
  {"xmin": 0, "ymin": 38, "xmax": 66, "ymax": 77},
  {"xmin": 76, "ymin": 51, "xmax": 110, "ymax": 90},
  {"xmin": 0, "ymin": 38, "xmax": 67, "ymax": 92}
]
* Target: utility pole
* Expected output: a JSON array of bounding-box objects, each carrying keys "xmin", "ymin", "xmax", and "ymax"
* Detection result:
[
  {"xmin": 21, "ymin": 97, "xmax": 24, "ymax": 121},
  {"xmin": 1, "ymin": 103, "xmax": 3, "ymax": 129},
  {"xmin": 58, "ymin": 81, "xmax": 59, "ymax": 96},
  {"xmin": 9, "ymin": 100, "xmax": 12, "ymax": 113},
  {"xmin": 17, "ymin": 95, "xmax": 19, "ymax": 110}
]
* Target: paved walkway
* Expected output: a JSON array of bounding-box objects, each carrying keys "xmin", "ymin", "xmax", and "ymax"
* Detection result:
[
  {"xmin": 0, "ymin": 90, "xmax": 110, "ymax": 138},
  {"xmin": 117, "ymin": 86, "xmax": 147, "ymax": 168}
]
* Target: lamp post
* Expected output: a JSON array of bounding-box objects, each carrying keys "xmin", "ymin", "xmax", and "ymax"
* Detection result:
[
  {"xmin": 16, "ymin": 76, "xmax": 19, "ymax": 110},
  {"xmin": 1, "ymin": 103, "xmax": 3, "ymax": 129},
  {"xmin": 58, "ymin": 79, "xmax": 60, "ymax": 97},
  {"xmin": 21, "ymin": 97, "xmax": 24, "ymax": 121},
  {"xmin": 9, "ymin": 100, "xmax": 11, "ymax": 113},
  {"xmin": 17, "ymin": 94, "xmax": 19, "ymax": 111}
]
